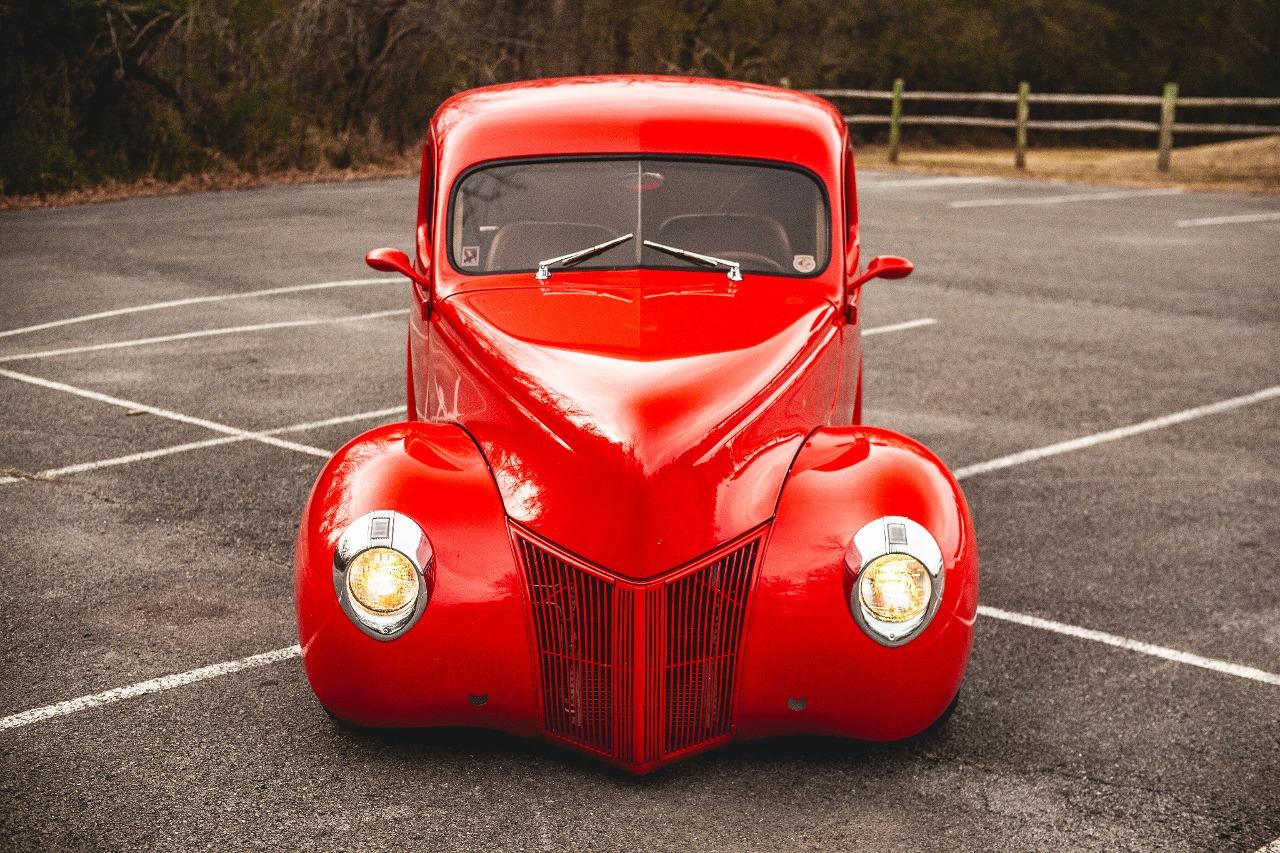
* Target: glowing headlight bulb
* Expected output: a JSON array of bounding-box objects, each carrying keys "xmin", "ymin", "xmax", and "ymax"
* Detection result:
[
  {"xmin": 858, "ymin": 553, "xmax": 931, "ymax": 623},
  {"xmin": 347, "ymin": 547, "xmax": 418, "ymax": 615}
]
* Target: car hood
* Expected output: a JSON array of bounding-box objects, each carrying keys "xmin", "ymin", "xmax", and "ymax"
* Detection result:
[{"xmin": 430, "ymin": 276, "xmax": 842, "ymax": 577}]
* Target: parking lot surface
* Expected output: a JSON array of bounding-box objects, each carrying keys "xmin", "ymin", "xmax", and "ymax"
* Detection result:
[{"xmin": 1, "ymin": 171, "xmax": 1277, "ymax": 851}]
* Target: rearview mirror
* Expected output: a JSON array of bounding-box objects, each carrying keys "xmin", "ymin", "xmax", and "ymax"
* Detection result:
[
  {"xmin": 365, "ymin": 247, "xmax": 429, "ymax": 288},
  {"xmin": 848, "ymin": 255, "xmax": 913, "ymax": 291}
]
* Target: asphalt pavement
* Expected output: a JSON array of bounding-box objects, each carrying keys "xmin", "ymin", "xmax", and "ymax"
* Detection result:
[{"xmin": 0, "ymin": 169, "xmax": 1277, "ymax": 851}]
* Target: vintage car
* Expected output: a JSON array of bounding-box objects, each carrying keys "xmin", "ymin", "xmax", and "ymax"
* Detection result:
[{"xmin": 294, "ymin": 75, "xmax": 978, "ymax": 773}]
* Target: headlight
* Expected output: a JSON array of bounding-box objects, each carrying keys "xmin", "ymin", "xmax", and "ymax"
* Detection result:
[
  {"xmin": 347, "ymin": 548, "xmax": 418, "ymax": 616},
  {"xmin": 846, "ymin": 516, "xmax": 944, "ymax": 646},
  {"xmin": 333, "ymin": 510, "xmax": 433, "ymax": 640},
  {"xmin": 858, "ymin": 553, "xmax": 931, "ymax": 623}
]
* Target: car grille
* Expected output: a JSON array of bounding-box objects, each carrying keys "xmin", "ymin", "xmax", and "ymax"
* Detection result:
[{"xmin": 515, "ymin": 528, "xmax": 762, "ymax": 765}]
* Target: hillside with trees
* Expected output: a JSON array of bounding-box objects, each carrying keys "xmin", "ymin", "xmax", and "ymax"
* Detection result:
[{"xmin": 3, "ymin": 0, "xmax": 1277, "ymax": 195}]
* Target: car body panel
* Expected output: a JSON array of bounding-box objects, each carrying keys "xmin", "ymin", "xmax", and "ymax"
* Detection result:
[
  {"xmin": 735, "ymin": 427, "xmax": 977, "ymax": 741},
  {"xmin": 418, "ymin": 276, "xmax": 842, "ymax": 578},
  {"xmin": 295, "ymin": 422, "xmax": 541, "ymax": 733},
  {"xmin": 426, "ymin": 76, "xmax": 848, "ymax": 301},
  {"xmin": 295, "ymin": 75, "xmax": 977, "ymax": 773}
]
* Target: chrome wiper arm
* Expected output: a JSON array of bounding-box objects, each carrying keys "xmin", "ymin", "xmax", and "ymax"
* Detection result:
[
  {"xmin": 535, "ymin": 233, "xmax": 635, "ymax": 281},
  {"xmin": 642, "ymin": 240, "xmax": 743, "ymax": 282}
]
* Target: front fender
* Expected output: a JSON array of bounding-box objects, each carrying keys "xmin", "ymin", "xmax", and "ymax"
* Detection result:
[
  {"xmin": 736, "ymin": 426, "xmax": 978, "ymax": 740},
  {"xmin": 294, "ymin": 421, "xmax": 539, "ymax": 733}
]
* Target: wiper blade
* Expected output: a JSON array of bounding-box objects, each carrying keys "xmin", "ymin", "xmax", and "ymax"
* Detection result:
[
  {"xmin": 536, "ymin": 233, "xmax": 634, "ymax": 281},
  {"xmin": 642, "ymin": 240, "xmax": 742, "ymax": 282}
]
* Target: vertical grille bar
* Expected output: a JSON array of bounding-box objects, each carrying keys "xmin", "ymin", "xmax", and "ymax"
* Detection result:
[
  {"xmin": 659, "ymin": 539, "xmax": 757, "ymax": 756},
  {"xmin": 614, "ymin": 585, "xmax": 634, "ymax": 763},
  {"xmin": 519, "ymin": 534, "xmax": 618, "ymax": 756},
  {"xmin": 516, "ymin": 528, "xmax": 762, "ymax": 764},
  {"xmin": 644, "ymin": 585, "xmax": 664, "ymax": 762}
]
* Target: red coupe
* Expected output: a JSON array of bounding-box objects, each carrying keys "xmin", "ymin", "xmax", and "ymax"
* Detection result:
[{"xmin": 294, "ymin": 76, "xmax": 978, "ymax": 773}]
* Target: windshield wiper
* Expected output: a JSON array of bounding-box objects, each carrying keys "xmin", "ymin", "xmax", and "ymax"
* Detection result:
[
  {"xmin": 536, "ymin": 233, "xmax": 634, "ymax": 281},
  {"xmin": 642, "ymin": 240, "xmax": 743, "ymax": 282}
]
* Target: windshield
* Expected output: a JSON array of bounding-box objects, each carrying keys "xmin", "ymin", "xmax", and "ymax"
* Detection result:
[{"xmin": 449, "ymin": 158, "xmax": 830, "ymax": 277}]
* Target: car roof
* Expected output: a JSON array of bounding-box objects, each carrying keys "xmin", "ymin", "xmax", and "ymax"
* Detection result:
[{"xmin": 430, "ymin": 75, "xmax": 847, "ymax": 184}]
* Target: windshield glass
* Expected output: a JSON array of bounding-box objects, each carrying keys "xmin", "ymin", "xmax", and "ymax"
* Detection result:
[{"xmin": 449, "ymin": 158, "xmax": 829, "ymax": 277}]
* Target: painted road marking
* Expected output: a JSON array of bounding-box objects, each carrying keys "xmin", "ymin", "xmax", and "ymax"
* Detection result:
[
  {"xmin": 1254, "ymin": 837, "xmax": 1280, "ymax": 853},
  {"xmin": 861, "ymin": 176, "xmax": 1001, "ymax": 189},
  {"xmin": 1175, "ymin": 211, "xmax": 1280, "ymax": 228},
  {"xmin": 0, "ymin": 368, "xmax": 331, "ymax": 458},
  {"xmin": 950, "ymin": 187, "xmax": 1183, "ymax": 209},
  {"xmin": 0, "ymin": 318, "xmax": 934, "ymax": 484},
  {"xmin": 3, "ymin": 382, "xmax": 1278, "ymax": 731},
  {"xmin": 862, "ymin": 317, "xmax": 938, "ymax": 335},
  {"xmin": 0, "ymin": 276, "xmax": 397, "ymax": 339},
  {"xmin": 0, "ymin": 406, "xmax": 401, "ymax": 486},
  {"xmin": 0, "ymin": 646, "xmax": 302, "ymax": 730},
  {"xmin": 0, "ymin": 318, "xmax": 936, "ymax": 484},
  {"xmin": 979, "ymin": 606, "xmax": 1280, "ymax": 686},
  {"xmin": 0, "ymin": 309, "xmax": 406, "ymax": 363},
  {"xmin": 953, "ymin": 385, "xmax": 1280, "ymax": 479}
]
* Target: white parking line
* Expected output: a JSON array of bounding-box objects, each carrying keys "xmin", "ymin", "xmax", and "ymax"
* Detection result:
[
  {"xmin": 0, "ymin": 646, "xmax": 302, "ymax": 730},
  {"xmin": 953, "ymin": 385, "xmax": 1280, "ymax": 479},
  {"xmin": 0, "ymin": 309, "xmax": 406, "ymax": 363},
  {"xmin": 950, "ymin": 187, "xmax": 1183, "ymax": 209},
  {"xmin": 1255, "ymin": 836, "xmax": 1280, "ymax": 853},
  {"xmin": 862, "ymin": 317, "xmax": 938, "ymax": 335},
  {"xmin": 0, "ymin": 277, "xmax": 397, "ymax": 339},
  {"xmin": 0, "ymin": 318, "xmax": 934, "ymax": 485},
  {"xmin": 1175, "ymin": 211, "xmax": 1280, "ymax": 228},
  {"xmin": 862, "ymin": 176, "xmax": 1001, "ymax": 189},
  {"xmin": 0, "ymin": 368, "xmax": 331, "ymax": 458},
  {"xmin": 979, "ymin": 606, "xmax": 1280, "ymax": 687},
  {"xmin": 0, "ymin": 308, "xmax": 404, "ymax": 361},
  {"xmin": 0, "ymin": 406, "xmax": 401, "ymax": 486},
  {"xmin": 3, "ymin": 382, "xmax": 1278, "ymax": 732}
]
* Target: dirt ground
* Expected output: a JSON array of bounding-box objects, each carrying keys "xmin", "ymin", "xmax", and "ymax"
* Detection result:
[
  {"xmin": 0, "ymin": 159, "xmax": 419, "ymax": 211},
  {"xmin": 2, "ymin": 135, "xmax": 1276, "ymax": 211},
  {"xmin": 857, "ymin": 135, "xmax": 1280, "ymax": 194}
]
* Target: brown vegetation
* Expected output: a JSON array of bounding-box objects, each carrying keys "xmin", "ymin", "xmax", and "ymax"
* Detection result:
[
  {"xmin": 6, "ymin": 136, "xmax": 1275, "ymax": 212},
  {"xmin": 0, "ymin": 156, "xmax": 418, "ymax": 211},
  {"xmin": 3, "ymin": 1, "xmax": 1277, "ymax": 202},
  {"xmin": 858, "ymin": 135, "xmax": 1280, "ymax": 194}
]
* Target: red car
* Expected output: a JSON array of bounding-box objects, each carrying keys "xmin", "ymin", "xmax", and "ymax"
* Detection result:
[{"xmin": 294, "ymin": 76, "xmax": 978, "ymax": 773}]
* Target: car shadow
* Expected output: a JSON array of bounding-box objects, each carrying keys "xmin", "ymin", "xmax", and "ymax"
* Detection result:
[{"xmin": 327, "ymin": 720, "xmax": 956, "ymax": 784}]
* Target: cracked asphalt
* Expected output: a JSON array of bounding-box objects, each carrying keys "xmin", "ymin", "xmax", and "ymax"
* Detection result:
[{"xmin": 0, "ymin": 169, "xmax": 1277, "ymax": 851}]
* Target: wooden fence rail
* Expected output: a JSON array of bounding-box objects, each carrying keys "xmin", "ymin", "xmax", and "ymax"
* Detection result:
[{"xmin": 808, "ymin": 83, "xmax": 1280, "ymax": 171}]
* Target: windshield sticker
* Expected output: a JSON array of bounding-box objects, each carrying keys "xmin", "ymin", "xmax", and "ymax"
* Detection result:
[
  {"xmin": 792, "ymin": 254, "xmax": 816, "ymax": 273},
  {"xmin": 461, "ymin": 246, "xmax": 480, "ymax": 267}
]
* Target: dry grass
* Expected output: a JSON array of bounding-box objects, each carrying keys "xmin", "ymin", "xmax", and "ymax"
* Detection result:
[
  {"xmin": 0, "ymin": 155, "xmax": 419, "ymax": 211},
  {"xmin": 3, "ymin": 136, "xmax": 1277, "ymax": 210},
  {"xmin": 857, "ymin": 135, "xmax": 1280, "ymax": 194}
]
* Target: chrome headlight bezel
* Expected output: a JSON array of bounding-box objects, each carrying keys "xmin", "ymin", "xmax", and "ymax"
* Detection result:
[
  {"xmin": 332, "ymin": 510, "xmax": 433, "ymax": 641},
  {"xmin": 845, "ymin": 516, "xmax": 944, "ymax": 647}
]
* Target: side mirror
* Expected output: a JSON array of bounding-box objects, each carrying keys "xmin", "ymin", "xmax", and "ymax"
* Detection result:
[
  {"xmin": 848, "ymin": 255, "xmax": 913, "ymax": 291},
  {"xmin": 365, "ymin": 247, "xmax": 429, "ymax": 289},
  {"xmin": 845, "ymin": 255, "xmax": 913, "ymax": 324}
]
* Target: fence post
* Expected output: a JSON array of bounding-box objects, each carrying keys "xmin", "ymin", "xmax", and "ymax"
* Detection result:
[
  {"xmin": 888, "ymin": 78, "xmax": 905, "ymax": 163},
  {"xmin": 1157, "ymin": 81, "xmax": 1178, "ymax": 172},
  {"xmin": 1014, "ymin": 81, "xmax": 1030, "ymax": 169}
]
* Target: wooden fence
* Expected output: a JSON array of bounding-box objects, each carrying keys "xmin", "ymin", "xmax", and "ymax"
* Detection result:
[{"xmin": 808, "ymin": 82, "xmax": 1280, "ymax": 171}]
